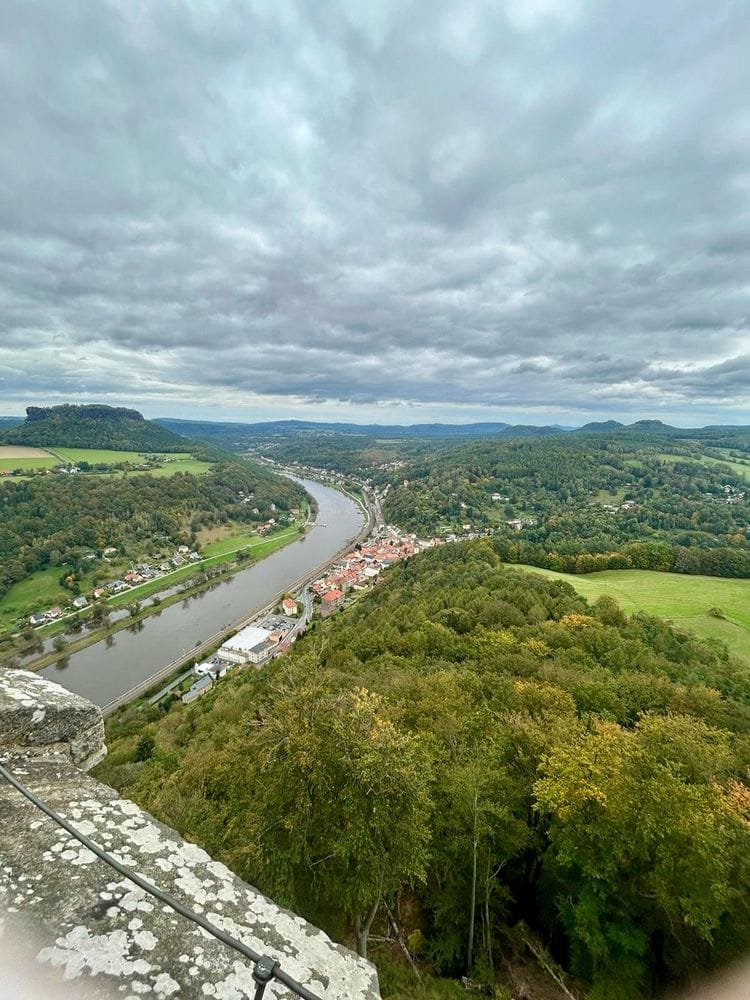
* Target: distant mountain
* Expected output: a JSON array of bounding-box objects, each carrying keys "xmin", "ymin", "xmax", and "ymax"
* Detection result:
[
  {"xmin": 2, "ymin": 405, "xmax": 188, "ymax": 452},
  {"xmin": 157, "ymin": 415, "xmax": 750, "ymax": 449},
  {"xmin": 628, "ymin": 419, "xmax": 675, "ymax": 431},
  {"xmin": 155, "ymin": 416, "xmax": 575, "ymax": 442},
  {"xmin": 579, "ymin": 420, "xmax": 625, "ymax": 432},
  {"xmin": 156, "ymin": 417, "xmax": 519, "ymax": 439},
  {"xmin": 493, "ymin": 423, "xmax": 565, "ymax": 438},
  {"xmin": 0, "ymin": 416, "xmax": 23, "ymax": 428}
]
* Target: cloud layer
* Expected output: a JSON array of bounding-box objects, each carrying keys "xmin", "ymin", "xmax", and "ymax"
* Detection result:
[{"xmin": 1, "ymin": 0, "xmax": 749, "ymax": 424}]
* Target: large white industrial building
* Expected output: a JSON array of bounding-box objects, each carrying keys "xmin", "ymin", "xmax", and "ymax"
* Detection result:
[{"xmin": 219, "ymin": 624, "xmax": 274, "ymax": 664}]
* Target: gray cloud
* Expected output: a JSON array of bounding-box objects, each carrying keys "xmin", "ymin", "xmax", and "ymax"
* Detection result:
[{"xmin": 0, "ymin": 0, "xmax": 749, "ymax": 425}]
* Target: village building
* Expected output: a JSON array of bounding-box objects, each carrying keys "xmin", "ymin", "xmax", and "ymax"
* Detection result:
[
  {"xmin": 318, "ymin": 588, "xmax": 345, "ymax": 617},
  {"xmin": 182, "ymin": 674, "xmax": 213, "ymax": 704}
]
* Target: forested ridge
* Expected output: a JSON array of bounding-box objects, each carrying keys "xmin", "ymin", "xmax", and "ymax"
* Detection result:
[
  {"xmin": 98, "ymin": 540, "xmax": 750, "ymax": 999},
  {"xmin": 1, "ymin": 404, "xmax": 187, "ymax": 451},
  {"xmin": 0, "ymin": 461, "xmax": 304, "ymax": 600},
  {"xmin": 380, "ymin": 434, "xmax": 750, "ymax": 578}
]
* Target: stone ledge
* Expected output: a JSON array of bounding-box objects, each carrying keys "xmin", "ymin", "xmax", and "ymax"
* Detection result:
[
  {"xmin": 0, "ymin": 753, "xmax": 380, "ymax": 999},
  {"xmin": 0, "ymin": 670, "xmax": 381, "ymax": 999},
  {"xmin": 0, "ymin": 668, "xmax": 106, "ymax": 770}
]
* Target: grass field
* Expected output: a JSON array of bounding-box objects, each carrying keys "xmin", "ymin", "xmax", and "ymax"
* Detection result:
[
  {"xmin": 0, "ymin": 566, "xmax": 73, "ymax": 630},
  {"xmin": 54, "ymin": 447, "xmax": 164, "ymax": 463},
  {"xmin": 133, "ymin": 458, "xmax": 213, "ymax": 477},
  {"xmin": 0, "ymin": 447, "xmax": 213, "ymax": 478},
  {"xmin": 511, "ymin": 564, "xmax": 750, "ymax": 663},
  {"xmin": 201, "ymin": 529, "xmax": 270, "ymax": 558},
  {"xmin": 0, "ymin": 445, "xmax": 58, "ymax": 472},
  {"xmin": 655, "ymin": 452, "xmax": 750, "ymax": 480},
  {"xmin": 50, "ymin": 448, "xmax": 212, "ymax": 477}
]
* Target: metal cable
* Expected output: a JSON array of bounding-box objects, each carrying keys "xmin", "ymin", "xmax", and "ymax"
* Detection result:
[{"xmin": 0, "ymin": 759, "xmax": 323, "ymax": 1000}]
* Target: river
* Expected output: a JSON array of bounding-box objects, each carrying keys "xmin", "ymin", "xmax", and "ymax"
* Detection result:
[{"xmin": 40, "ymin": 479, "xmax": 364, "ymax": 706}]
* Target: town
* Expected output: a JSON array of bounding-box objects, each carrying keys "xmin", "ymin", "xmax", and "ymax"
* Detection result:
[{"xmin": 177, "ymin": 524, "xmax": 439, "ymax": 705}]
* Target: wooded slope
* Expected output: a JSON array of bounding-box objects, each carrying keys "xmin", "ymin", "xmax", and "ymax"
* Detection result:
[{"xmin": 99, "ymin": 540, "xmax": 750, "ymax": 999}]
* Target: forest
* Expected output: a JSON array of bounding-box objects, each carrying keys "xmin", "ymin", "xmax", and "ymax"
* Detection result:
[
  {"xmin": 98, "ymin": 540, "xmax": 750, "ymax": 1000},
  {"xmin": 1, "ymin": 404, "xmax": 188, "ymax": 451},
  {"xmin": 378, "ymin": 434, "xmax": 750, "ymax": 579},
  {"xmin": 0, "ymin": 460, "xmax": 305, "ymax": 601}
]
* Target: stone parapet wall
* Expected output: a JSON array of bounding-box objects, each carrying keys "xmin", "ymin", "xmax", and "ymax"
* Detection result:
[
  {"xmin": 0, "ymin": 668, "xmax": 106, "ymax": 770},
  {"xmin": 0, "ymin": 669, "xmax": 381, "ymax": 1000}
]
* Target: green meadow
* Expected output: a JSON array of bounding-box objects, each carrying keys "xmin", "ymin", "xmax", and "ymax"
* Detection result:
[
  {"xmin": 0, "ymin": 447, "xmax": 58, "ymax": 473},
  {"xmin": 0, "ymin": 566, "xmax": 73, "ymax": 631},
  {"xmin": 0, "ymin": 446, "xmax": 213, "ymax": 478},
  {"xmin": 52, "ymin": 448, "xmax": 213, "ymax": 477},
  {"xmin": 512, "ymin": 564, "xmax": 750, "ymax": 663},
  {"xmin": 654, "ymin": 451, "xmax": 750, "ymax": 480}
]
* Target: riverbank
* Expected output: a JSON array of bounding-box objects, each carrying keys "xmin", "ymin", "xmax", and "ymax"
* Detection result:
[
  {"xmin": 33, "ymin": 479, "xmax": 367, "ymax": 707},
  {"xmin": 0, "ymin": 517, "xmax": 312, "ymax": 671}
]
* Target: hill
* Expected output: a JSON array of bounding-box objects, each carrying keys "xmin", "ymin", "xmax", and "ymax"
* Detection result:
[
  {"xmin": 579, "ymin": 419, "xmax": 625, "ymax": 431},
  {"xmin": 3, "ymin": 405, "xmax": 188, "ymax": 452},
  {"xmin": 156, "ymin": 416, "xmax": 529, "ymax": 442},
  {"xmin": 98, "ymin": 539, "xmax": 750, "ymax": 999},
  {"xmin": 379, "ymin": 433, "xmax": 750, "ymax": 578}
]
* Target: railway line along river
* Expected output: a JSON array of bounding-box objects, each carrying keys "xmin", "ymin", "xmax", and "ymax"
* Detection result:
[{"xmin": 40, "ymin": 478, "xmax": 365, "ymax": 707}]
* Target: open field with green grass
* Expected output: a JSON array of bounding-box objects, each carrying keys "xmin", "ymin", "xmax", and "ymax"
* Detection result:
[
  {"xmin": 0, "ymin": 446, "xmax": 214, "ymax": 478},
  {"xmin": 0, "ymin": 445, "xmax": 58, "ymax": 472},
  {"xmin": 51, "ymin": 448, "xmax": 213, "ymax": 477},
  {"xmin": 54, "ymin": 447, "xmax": 170, "ymax": 463},
  {"xmin": 700, "ymin": 455, "xmax": 750, "ymax": 479},
  {"xmin": 0, "ymin": 565, "xmax": 73, "ymax": 631},
  {"xmin": 655, "ymin": 451, "xmax": 750, "ymax": 480},
  {"xmin": 512, "ymin": 564, "xmax": 750, "ymax": 663},
  {"xmin": 132, "ymin": 458, "xmax": 213, "ymax": 476}
]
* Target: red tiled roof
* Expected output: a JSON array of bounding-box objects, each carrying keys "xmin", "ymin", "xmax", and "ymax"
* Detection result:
[{"xmin": 321, "ymin": 588, "xmax": 344, "ymax": 602}]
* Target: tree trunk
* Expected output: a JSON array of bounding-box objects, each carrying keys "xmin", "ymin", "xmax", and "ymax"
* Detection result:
[
  {"xmin": 355, "ymin": 899, "xmax": 380, "ymax": 959},
  {"xmin": 383, "ymin": 899, "xmax": 422, "ymax": 983},
  {"xmin": 484, "ymin": 858, "xmax": 493, "ymax": 970},
  {"xmin": 467, "ymin": 792, "xmax": 478, "ymax": 974}
]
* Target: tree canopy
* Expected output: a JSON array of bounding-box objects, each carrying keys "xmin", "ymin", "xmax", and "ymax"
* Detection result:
[{"xmin": 98, "ymin": 539, "xmax": 750, "ymax": 997}]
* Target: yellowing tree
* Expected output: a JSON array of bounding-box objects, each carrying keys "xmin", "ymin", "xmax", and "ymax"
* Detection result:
[
  {"xmin": 242, "ymin": 679, "xmax": 433, "ymax": 958},
  {"xmin": 534, "ymin": 716, "xmax": 750, "ymax": 999}
]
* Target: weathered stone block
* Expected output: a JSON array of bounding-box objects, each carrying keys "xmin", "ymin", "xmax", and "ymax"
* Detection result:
[{"xmin": 0, "ymin": 668, "xmax": 106, "ymax": 770}]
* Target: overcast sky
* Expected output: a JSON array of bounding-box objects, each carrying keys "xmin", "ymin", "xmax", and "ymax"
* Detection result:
[{"xmin": 1, "ymin": 0, "xmax": 749, "ymax": 427}]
